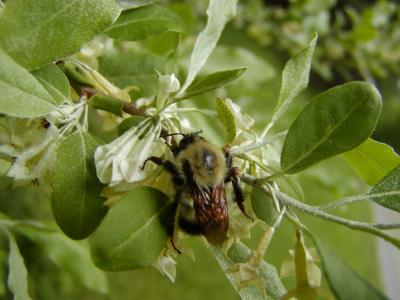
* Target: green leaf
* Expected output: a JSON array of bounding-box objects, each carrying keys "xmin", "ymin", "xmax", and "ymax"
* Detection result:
[
  {"xmin": 118, "ymin": 116, "xmax": 146, "ymax": 136},
  {"xmin": 281, "ymin": 81, "xmax": 382, "ymax": 174},
  {"xmin": 0, "ymin": 48, "xmax": 56, "ymax": 117},
  {"xmin": 367, "ymin": 165, "xmax": 400, "ymax": 213},
  {"xmin": 117, "ymin": 0, "xmax": 157, "ymax": 10},
  {"xmin": 90, "ymin": 187, "xmax": 173, "ymax": 271},
  {"xmin": 251, "ymin": 187, "xmax": 278, "ymax": 226},
  {"xmin": 312, "ymin": 236, "xmax": 389, "ymax": 300},
  {"xmin": 272, "ymin": 35, "xmax": 317, "ymax": 123},
  {"xmin": 342, "ymin": 138, "xmax": 400, "ymax": 185},
  {"xmin": 0, "ymin": 0, "xmax": 121, "ymax": 70},
  {"xmin": 32, "ymin": 64, "xmax": 70, "ymax": 104},
  {"xmin": 216, "ymin": 98, "xmax": 236, "ymax": 144},
  {"xmin": 211, "ymin": 242, "xmax": 286, "ymax": 300},
  {"xmin": 16, "ymin": 224, "xmax": 108, "ymax": 294},
  {"xmin": 89, "ymin": 94, "xmax": 124, "ymax": 116},
  {"xmin": 178, "ymin": 67, "xmax": 247, "ymax": 100},
  {"xmin": 4, "ymin": 229, "xmax": 32, "ymax": 300},
  {"xmin": 105, "ymin": 4, "xmax": 186, "ymax": 41},
  {"xmin": 178, "ymin": 0, "xmax": 238, "ymax": 95},
  {"xmin": 0, "ymin": 248, "xmax": 7, "ymax": 297},
  {"xmin": 52, "ymin": 131, "xmax": 107, "ymax": 240},
  {"xmin": 98, "ymin": 52, "xmax": 163, "ymax": 98}
]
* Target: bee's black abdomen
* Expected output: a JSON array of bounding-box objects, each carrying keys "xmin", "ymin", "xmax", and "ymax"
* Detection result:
[{"xmin": 178, "ymin": 218, "xmax": 203, "ymax": 236}]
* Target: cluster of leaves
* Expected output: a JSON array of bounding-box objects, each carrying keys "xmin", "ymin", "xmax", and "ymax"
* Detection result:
[
  {"xmin": 237, "ymin": 0, "xmax": 400, "ymax": 83},
  {"xmin": 0, "ymin": 0, "xmax": 399, "ymax": 299}
]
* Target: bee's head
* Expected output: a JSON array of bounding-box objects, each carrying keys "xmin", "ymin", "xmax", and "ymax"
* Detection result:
[
  {"xmin": 178, "ymin": 131, "xmax": 203, "ymax": 150},
  {"xmin": 162, "ymin": 131, "xmax": 204, "ymax": 156}
]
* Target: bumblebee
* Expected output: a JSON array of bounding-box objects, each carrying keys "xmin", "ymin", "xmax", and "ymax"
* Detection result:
[{"xmin": 143, "ymin": 131, "xmax": 250, "ymax": 250}]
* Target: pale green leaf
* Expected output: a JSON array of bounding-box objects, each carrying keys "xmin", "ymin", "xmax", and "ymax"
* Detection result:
[
  {"xmin": 52, "ymin": 131, "xmax": 107, "ymax": 240},
  {"xmin": 16, "ymin": 224, "xmax": 108, "ymax": 294},
  {"xmin": 0, "ymin": 159, "xmax": 11, "ymax": 177},
  {"xmin": 251, "ymin": 187, "xmax": 278, "ymax": 226},
  {"xmin": 4, "ymin": 229, "xmax": 32, "ymax": 300},
  {"xmin": 178, "ymin": 0, "xmax": 238, "ymax": 95},
  {"xmin": 117, "ymin": 116, "xmax": 146, "ymax": 136},
  {"xmin": 90, "ymin": 187, "xmax": 173, "ymax": 271},
  {"xmin": 105, "ymin": 4, "xmax": 186, "ymax": 41},
  {"xmin": 312, "ymin": 236, "xmax": 389, "ymax": 300},
  {"xmin": 281, "ymin": 81, "xmax": 382, "ymax": 174},
  {"xmin": 118, "ymin": 0, "xmax": 157, "ymax": 10},
  {"xmin": 272, "ymin": 35, "xmax": 317, "ymax": 122},
  {"xmin": 178, "ymin": 67, "xmax": 247, "ymax": 100},
  {"xmin": 89, "ymin": 94, "xmax": 124, "ymax": 116},
  {"xmin": 98, "ymin": 51, "xmax": 163, "ymax": 98},
  {"xmin": 0, "ymin": 0, "xmax": 121, "ymax": 70},
  {"xmin": 342, "ymin": 138, "xmax": 400, "ymax": 185},
  {"xmin": 211, "ymin": 242, "xmax": 286, "ymax": 300},
  {"xmin": 0, "ymin": 47, "xmax": 56, "ymax": 117},
  {"xmin": 32, "ymin": 64, "xmax": 70, "ymax": 104},
  {"xmin": 216, "ymin": 98, "xmax": 236, "ymax": 144},
  {"xmin": 0, "ymin": 248, "xmax": 7, "ymax": 297},
  {"xmin": 367, "ymin": 165, "xmax": 400, "ymax": 213}
]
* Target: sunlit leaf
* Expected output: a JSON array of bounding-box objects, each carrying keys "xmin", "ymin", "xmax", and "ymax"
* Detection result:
[
  {"xmin": 281, "ymin": 82, "xmax": 382, "ymax": 174},
  {"xmin": 52, "ymin": 131, "xmax": 107, "ymax": 240},
  {"xmin": 216, "ymin": 98, "xmax": 236, "ymax": 144},
  {"xmin": 367, "ymin": 165, "xmax": 400, "ymax": 213},
  {"xmin": 271, "ymin": 34, "xmax": 317, "ymax": 124},
  {"xmin": 342, "ymin": 138, "xmax": 400, "ymax": 185},
  {"xmin": 178, "ymin": 67, "xmax": 247, "ymax": 100},
  {"xmin": 0, "ymin": 48, "xmax": 56, "ymax": 117},
  {"xmin": 178, "ymin": 0, "xmax": 238, "ymax": 95},
  {"xmin": 105, "ymin": 4, "xmax": 186, "ymax": 41},
  {"xmin": 90, "ymin": 187, "xmax": 173, "ymax": 271},
  {"xmin": 0, "ymin": 0, "xmax": 121, "ymax": 70}
]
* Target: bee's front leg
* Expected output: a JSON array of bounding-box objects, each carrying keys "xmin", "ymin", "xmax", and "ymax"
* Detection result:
[
  {"xmin": 142, "ymin": 156, "xmax": 184, "ymax": 186},
  {"xmin": 229, "ymin": 167, "xmax": 253, "ymax": 220}
]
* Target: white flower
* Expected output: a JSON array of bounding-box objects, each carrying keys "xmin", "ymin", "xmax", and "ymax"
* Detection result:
[
  {"xmin": 156, "ymin": 73, "xmax": 180, "ymax": 110},
  {"xmin": 152, "ymin": 255, "xmax": 177, "ymax": 283},
  {"xmin": 94, "ymin": 119, "xmax": 164, "ymax": 187},
  {"xmin": 0, "ymin": 118, "xmax": 59, "ymax": 185}
]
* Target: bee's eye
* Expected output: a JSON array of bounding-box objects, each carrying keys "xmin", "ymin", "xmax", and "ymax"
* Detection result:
[{"xmin": 202, "ymin": 150, "xmax": 214, "ymax": 170}]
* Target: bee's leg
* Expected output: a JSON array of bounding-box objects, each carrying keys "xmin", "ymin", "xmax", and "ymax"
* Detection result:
[
  {"xmin": 170, "ymin": 191, "xmax": 183, "ymax": 254},
  {"xmin": 142, "ymin": 156, "xmax": 184, "ymax": 186},
  {"xmin": 230, "ymin": 168, "xmax": 253, "ymax": 220}
]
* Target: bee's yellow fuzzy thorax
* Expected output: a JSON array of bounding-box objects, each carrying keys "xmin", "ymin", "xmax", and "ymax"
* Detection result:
[{"xmin": 178, "ymin": 139, "xmax": 226, "ymax": 187}]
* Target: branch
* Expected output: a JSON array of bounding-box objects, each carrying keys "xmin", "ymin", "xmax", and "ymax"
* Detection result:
[
  {"xmin": 240, "ymin": 174, "xmax": 400, "ymax": 250},
  {"xmin": 317, "ymin": 191, "xmax": 400, "ymax": 211}
]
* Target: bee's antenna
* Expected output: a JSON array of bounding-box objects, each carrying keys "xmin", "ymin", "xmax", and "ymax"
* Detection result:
[
  {"xmin": 192, "ymin": 130, "xmax": 203, "ymax": 136},
  {"xmin": 160, "ymin": 132, "xmax": 186, "ymax": 139}
]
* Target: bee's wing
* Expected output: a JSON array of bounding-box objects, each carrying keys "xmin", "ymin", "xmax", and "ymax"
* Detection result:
[{"xmin": 191, "ymin": 182, "xmax": 229, "ymax": 245}]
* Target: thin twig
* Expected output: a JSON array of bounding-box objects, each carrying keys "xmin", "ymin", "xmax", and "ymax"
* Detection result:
[{"xmin": 317, "ymin": 191, "xmax": 400, "ymax": 211}]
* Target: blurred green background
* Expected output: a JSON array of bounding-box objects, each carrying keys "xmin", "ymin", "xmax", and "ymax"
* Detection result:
[{"xmin": 1, "ymin": 0, "xmax": 400, "ymax": 299}]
